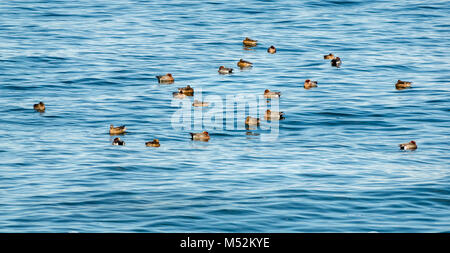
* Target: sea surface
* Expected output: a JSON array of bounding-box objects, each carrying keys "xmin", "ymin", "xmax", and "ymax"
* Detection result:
[{"xmin": 0, "ymin": 0, "xmax": 449, "ymax": 232}]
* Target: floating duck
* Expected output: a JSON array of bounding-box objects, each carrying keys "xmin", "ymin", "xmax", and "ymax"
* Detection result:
[
  {"xmin": 33, "ymin": 102, "xmax": 45, "ymax": 112},
  {"xmin": 304, "ymin": 79, "xmax": 318, "ymax": 89},
  {"xmin": 264, "ymin": 89, "xmax": 281, "ymax": 99},
  {"xmin": 112, "ymin": 137, "xmax": 125, "ymax": 146},
  {"xmin": 399, "ymin": 141, "xmax": 417, "ymax": 150},
  {"xmin": 243, "ymin": 37, "xmax": 257, "ymax": 47},
  {"xmin": 178, "ymin": 85, "xmax": 194, "ymax": 95},
  {"xmin": 245, "ymin": 116, "xmax": 260, "ymax": 126},
  {"xmin": 218, "ymin": 66, "xmax": 233, "ymax": 74},
  {"xmin": 267, "ymin": 46, "xmax": 276, "ymax": 54},
  {"xmin": 190, "ymin": 131, "xmax": 210, "ymax": 141},
  {"xmin": 237, "ymin": 59, "xmax": 253, "ymax": 68},
  {"xmin": 192, "ymin": 100, "xmax": 209, "ymax": 107},
  {"xmin": 324, "ymin": 53, "xmax": 334, "ymax": 60},
  {"xmin": 331, "ymin": 57, "xmax": 341, "ymax": 67},
  {"xmin": 264, "ymin": 109, "xmax": 285, "ymax": 120},
  {"xmin": 173, "ymin": 91, "xmax": 187, "ymax": 99},
  {"xmin": 156, "ymin": 73, "xmax": 174, "ymax": 83},
  {"xmin": 109, "ymin": 124, "xmax": 126, "ymax": 135},
  {"xmin": 145, "ymin": 139, "xmax": 160, "ymax": 147},
  {"xmin": 395, "ymin": 80, "xmax": 412, "ymax": 89}
]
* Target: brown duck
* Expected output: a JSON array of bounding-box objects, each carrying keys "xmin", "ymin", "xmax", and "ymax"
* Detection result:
[
  {"xmin": 304, "ymin": 79, "xmax": 318, "ymax": 89},
  {"xmin": 109, "ymin": 124, "xmax": 126, "ymax": 135},
  {"xmin": 190, "ymin": 131, "xmax": 210, "ymax": 141},
  {"xmin": 146, "ymin": 139, "xmax": 160, "ymax": 147},
  {"xmin": 173, "ymin": 91, "xmax": 187, "ymax": 99},
  {"xmin": 243, "ymin": 37, "xmax": 257, "ymax": 47},
  {"xmin": 399, "ymin": 141, "xmax": 417, "ymax": 150},
  {"xmin": 192, "ymin": 100, "xmax": 209, "ymax": 107},
  {"xmin": 245, "ymin": 116, "xmax": 260, "ymax": 126},
  {"xmin": 218, "ymin": 66, "xmax": 233, "ymax": 74},
  {"xmin": 264, "ymin": 109, "xmax": 285, "ymax": 120},
  {"xmin": 324, "ymin": 53, "xmax": 334, "ymax": 60},
  {"xmin": 156, "ymin": 73, "xmax": 174, "ymax": 83},
  {"xmin": 33, "ymin": 102, "xmax": 45, "ymax": 112},
  {"xmin": 264, "ymin": 89, "xmax": 281, "ymax": 99},
  {"xmin": 395, "ymin": 80, "xmax": 412, "ymax": 89},
  {"xmin": 178, "ymin": 85, "xmax": 194, "ymax": 95},
  {"xmin": 267, "ymin": 46, "xmax": 276, "ymax": 54},
  {"xmin": 237, "ymin": 59, "xmax": 253, "ymax": 68}
]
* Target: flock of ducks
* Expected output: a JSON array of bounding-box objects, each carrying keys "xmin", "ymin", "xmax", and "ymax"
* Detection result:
[{"xmin": 33, "ymin": 37, "xmax": 417, "ymax": 151}]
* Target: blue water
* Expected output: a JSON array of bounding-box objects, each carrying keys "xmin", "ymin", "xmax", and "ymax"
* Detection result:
[{"xmin": 0, "ymin": 0, "xmax": 449, "ymax": 232}]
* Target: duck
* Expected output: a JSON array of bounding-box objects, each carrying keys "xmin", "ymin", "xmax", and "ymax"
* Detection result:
[
  {"xmin": 218, "ymin": 66, "xmax": 233, "ymax": 74},
  {"xmin": 399, "ymin": 140, "xmax": 417, "ymax": 150},
  {"xmin": 331, "ymin": 57, "xmax": 341, "ymax": 67},
  {"xmin": 245, "ymin": 116, "xmax": 260, "ymax": 126},
  {"xmin": 109, "ymin": 124, "xmax": 126, "ymax": 135},
  {"xmin": 264, "ymin": 109, "xmax": 285, "ymax": 120},
  {"xmin": 237, "ymin": 59, "xmax": 253, "ymax": 68},
  {"xmin": 324, "ymin": 53, "xmax": 334, "ymax": 60},
  {"xmin": 267, "ymin": 45, "xmax": 276, "ymax": 54},
  {"xmin": 395, "ymin": 80, "xmax": 412, "ymax": 89},
  {"xmin": 145, "ymin": 139, "xmax": 160, "ymax": 147},
  {"xmin": 190, "ymin": 131, "xmax": 210, "ymax": 141},
  {"xmin": 192, "ymin": 100, "xmax": 209, "ymax": 107},
  {"xmin": 242, "ymin": 37, "xmax": 257, "ymax": 47},
  {"xmin": 173, "ymin": 91, "xmax": 187, "ymax": 99},
  {"xmin": 156, "ymin": 73, "xmax": 174, "ymax": 83},
  {"xmin": 304, "ymin": 79, "xmax": 318, "ymax": 89},
  {"xmin": 178, "ymin": 85, "xmax": 194, "ymax": 95},
  {"xmin": 264, "ymin": 89, "xmax": 281, "ymax": 99},
  {"xmin": 112, "ymin": 137, "xmax": 125, "ymax": 146},
  {"xmin": 33, "ymin": 101, "xmax": 45, "ymax": 112}
]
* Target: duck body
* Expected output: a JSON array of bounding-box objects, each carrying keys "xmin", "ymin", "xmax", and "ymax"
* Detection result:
[
  {"xmin": 331, "ymin": 57, "xmax": 342, "ymax": 67},
  {"xmin": 173, "ymin": 91, "xmax": 187, "ymax": 99},
  {"xmin": 264, "ymin": 109, "xmax": 284, "ymax": 120},
  {"xmin": 112, "ymin": 137, "xmax": 125, "ymax": 146},
  {"xmin": 178, "ymin": 85, "xmax": 194, "ymax": 96},
  {"xmin": 324, "ymin": 53, "xmax": 334, "ymax": 60},
  {"xmin": 245, "ymin": 116, "xmax": 260, "ymax": 126},
  {"xmin": 146, "ymin": 139, "xmax": 160, "ymax": 147},
  {"xmin": 218, "ymin": 66, "xmax": 233, "ymax": 74},
  {"xmin": 33, "ymin": 102, "xmax": 45, "ymax": 112},
  {"xmin": 243, "ymin": 37, "xmax": 257, "ymax": 47},
  {"xmin": 237, "ymin": 59, "xmax": 253, "ymax": 68},
  {"xmin": 192, "ymin": 100, "xmax": 209, "ymax": 107},
  {"xmin": 264, "ymin": 89, "xmax": 281, "ymax": 99},
  {"xmin": 110, "ymin": 124, "xmax": 126, "ymax": 135},
  {"xmin": 267, "ymin": 46, "xmax": 276, "ymax": 54},
  {"xmin": 399, "ymin": 141, "xmax": 417, "ymax": 150},
  {"xmin": 304, "ymin": 79, "xmax": 318, "ymax": 89},
  {"xmin": 396, "ymin": 80, "xmax": 412, "ymax": 89},
  {"xmin": 190, "ymin": 131, "xmax": 210, "ymax": 141},
  {"xmin": 156, "ymin": 73, "xmax": 174, "ymax": 83}
]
